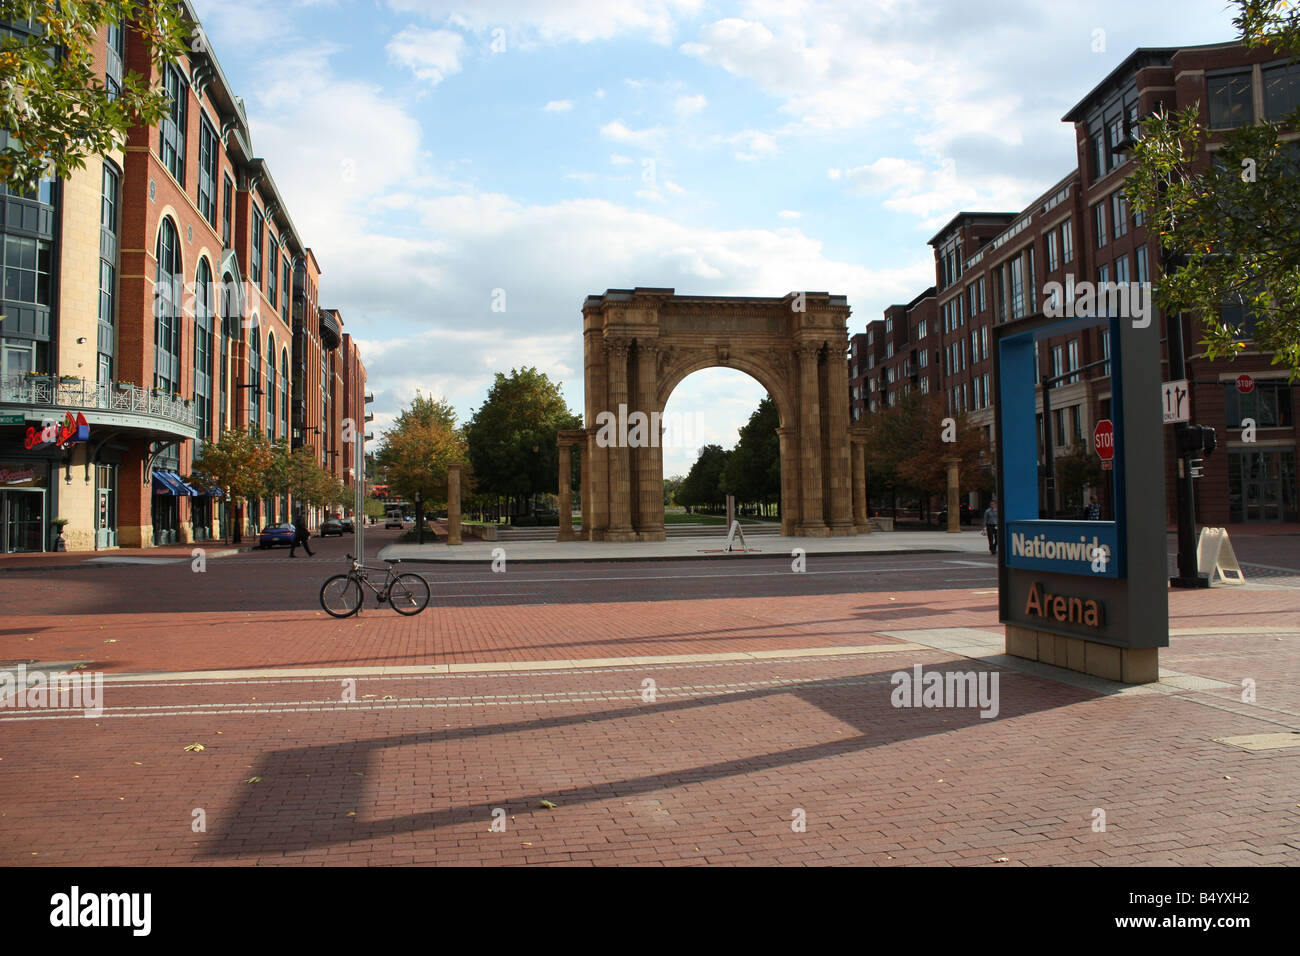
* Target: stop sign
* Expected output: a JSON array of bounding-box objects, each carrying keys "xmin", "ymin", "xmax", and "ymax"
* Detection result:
[
  {"xmin": 1236, "ymin": 374, "xmax": 1255, "ymax": 394},
  {"xmin": 1093, "ymin": 419, "xmax": 1114, "ymax": 461}
]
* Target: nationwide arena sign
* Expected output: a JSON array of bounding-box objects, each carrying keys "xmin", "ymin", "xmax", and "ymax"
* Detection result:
[{"xmin": 993, "ymin": 312, "xmax": 1167, "ymax": 657}]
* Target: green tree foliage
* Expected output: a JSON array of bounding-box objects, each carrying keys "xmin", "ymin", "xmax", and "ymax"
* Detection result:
[
  {"xmin": 863, "ymin": 392, "xmax": 991, "ymax": 510},
  {"xmin": 1126, "ymin": 0, "xmax": 1300, "ymax": 376},
  {"xmin": 677, "ymin": 443, "xmax": 729, "ymax": 509},
  {"xmin": 1054, "ymin": 444, "xmax": 1105, "ymax": 512},
  {"xmin": 463, "ymin": 368, "xmax": 581, "ymax": 512},
  {"xmin": 0, "ymin": 1, "xmax": 192, "ymax": 191},
  {"xmin": 190, "ymin": 427, "xmax": 273, "ymax": 539},
  {"xmin": 265, "ymin": 442, "xmax": 345, "ymax": 510},
  {"xmin": 662, "ymin": 474, "xmax": 684, "ymax": 506},
  {"xmin": 375, "ymin": 393, "xmax": 466, "ymax": 507},
  {"xmin": 722, "ymin": 395, "xmax": 780, "ymax": 507}
]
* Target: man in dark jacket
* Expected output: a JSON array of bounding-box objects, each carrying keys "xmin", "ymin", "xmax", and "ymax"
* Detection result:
[
  {"xmin": 983, "ymin": 499, "xmax": 998, "ymax": 555},
  {"xmin": 290, "ymin": 509, "xmax": 314, "ymax": 557}
]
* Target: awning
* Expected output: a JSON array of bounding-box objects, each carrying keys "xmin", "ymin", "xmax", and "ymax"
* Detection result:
[
  {"xmin": 152, "ymin": 470, "xmax": 198, "ymax": 496},
  {"xmin": 189, "ymin": 480, "xmax": 224, "ymax": 497}
]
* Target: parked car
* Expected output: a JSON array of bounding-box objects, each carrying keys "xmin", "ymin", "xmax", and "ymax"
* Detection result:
[
  {"xmin": 337, "ymin": 517, "xmax": 354, "ymax": 533},
  {"xmin": 384, "ymin": 514, "xmax": 404, "ymax": 529},
  {"xmin": 258, "ymin": 523, "xmax": 295, "ymax": 549},
  {"xmin": 320, "ymin": 519, "xmax": 347, "ymax": 537}
]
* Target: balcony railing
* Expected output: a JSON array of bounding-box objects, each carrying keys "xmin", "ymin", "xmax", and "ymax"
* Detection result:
[{"xmin": 0, "ymin": 375, "xmax": 197, "ymax": 428}]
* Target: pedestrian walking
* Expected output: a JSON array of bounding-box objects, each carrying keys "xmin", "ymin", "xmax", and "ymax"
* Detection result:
[
  {"xmin": 983, "ymin": 499, "xmax": 999, "ymax": 554},
  {"xmin": 290, "ymin": 509, "xmax": 314, "ymax": 557}
]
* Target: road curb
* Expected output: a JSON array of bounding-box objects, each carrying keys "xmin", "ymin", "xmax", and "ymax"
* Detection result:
[
  {"xmin": 390, "ymin": 548, "xmax": 962, "ymax": 565},
  {"xmin": 0, "ymin": 545, "xmax": 254, "ymax": 573}
]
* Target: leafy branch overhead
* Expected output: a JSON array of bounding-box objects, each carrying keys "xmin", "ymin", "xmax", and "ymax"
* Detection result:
[
  {"xmin": 0, "ymin": 1, "xmax": 193, "ymax": 191},
  {"xmin": 1125, "ymin": 0, "xmax": 1300, "ymax": 377}
]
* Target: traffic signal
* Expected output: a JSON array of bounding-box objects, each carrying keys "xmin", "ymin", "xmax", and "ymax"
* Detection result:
[{"xmin": 1176, "ymin": 424, "xmax": 1217, "ymax": 457}]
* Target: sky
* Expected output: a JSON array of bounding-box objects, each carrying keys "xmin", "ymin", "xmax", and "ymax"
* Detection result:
[{"xmin": 190, "ymin": 0, "xmax": 1238, "ymax": 477}]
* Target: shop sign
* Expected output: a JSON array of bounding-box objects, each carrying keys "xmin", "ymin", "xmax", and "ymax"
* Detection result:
[{"xmin": 24, "ymin": 412, "xmax": 89, "ymax": 450}]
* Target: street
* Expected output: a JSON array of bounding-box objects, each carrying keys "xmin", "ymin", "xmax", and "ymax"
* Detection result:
[{"xmin": 1, "ymin": 531, "xmax": 1298, "ymax": 866}]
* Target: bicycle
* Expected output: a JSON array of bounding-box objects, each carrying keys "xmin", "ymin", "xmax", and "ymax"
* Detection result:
[{"xmin": 319, "ymin": 553, "xmax": 430, "ymax": 618}]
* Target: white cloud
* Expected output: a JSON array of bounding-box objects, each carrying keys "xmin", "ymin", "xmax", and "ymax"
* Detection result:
[
  {"xmin": 385, "ymin": 0, "xmax": 705, "ymax": 46},
  {"xmin": 543, "ymin": 99, "xmax": 573, "ymax": 112},
  {"xmin": 386, "ymin": 26, "xmax": 466, "ymax": 85},
  {"xmin": 727, "ymin": 128, "xmax": 779, "ymax": 161},
  {"xmin": 673, "ymin": 93, "xmax": 707, "ymax": 116},
  {"xmin": 599, "ymin": 120, "xmax": 664, "ymax": 148},
  {"xmin": 778, "ymin": 209, "xmax": 801, "ymax": 219},
  {"xmin": 609, "ymin": 153, "xmax": 634, "ymax": 165}
]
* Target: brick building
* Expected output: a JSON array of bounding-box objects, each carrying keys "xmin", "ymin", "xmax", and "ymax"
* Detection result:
[
  {"xmin": 857, "ymin": 40, "xmax": 1300, "ymax": 527},
  {"xmin": 0, "ymin": 3, "xmax": 367, "ymax": 553}
]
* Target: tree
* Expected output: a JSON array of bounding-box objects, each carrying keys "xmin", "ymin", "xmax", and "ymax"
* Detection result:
[
  {"xmin": 722, "ymin": 396, "xmax": 781, "ymax": 513},
  {"xmin": 0, "ymin": 1, "xmax": 192, "ymax": 192},
  {"xmin": 677, "ymin": 444, "xmax": 729, "ymax": 511},
  {"xmin": 1126, "ymin": 0, "xmax": 1300, "ymax": 377},
  {"xmin": 265, "ymin": 442, "xmax": 341, "ymax": 512},
  {"xmin": 1054, "ymin": 444, "xmax": 1105, "ymax": 513},
  {"xmin": 463, "ymin": 368, "xmax": 581, "ymax": 516},
  {"xmin": 862, "ymin": 393, "xmax": 990, "ymax": 516},
  {"xmin": 375, "ymin": 393, "xmax": 466, "ymax": 508},
  {"xmin": 662, "ymin": 474, "xmax": 684, "ymax": 507},
  {"xmin": 190, "ymin": 427, "xmax": 273, "ymax": 542}
]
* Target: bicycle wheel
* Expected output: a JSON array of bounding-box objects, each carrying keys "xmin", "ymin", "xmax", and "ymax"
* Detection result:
[
  {"xmin": 320, "ymin": 574, "xmax": 364, "ymax": 618},
  {"xmin": 389, "ymin": 573, "xmax": 430, "ymax": 615}
]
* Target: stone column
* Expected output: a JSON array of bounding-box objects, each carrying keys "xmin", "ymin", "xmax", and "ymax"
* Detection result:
[
  {"xmin": 447, "ymin": 462, "xmax": 463, "ymax": 545},
  {"xmin": 852, "ymin": 437, "xmax": 869, "ymax": 533},
  {"xmin": 796, "ymin": 345, "xmax": 827, "ymax": 535},
  {"xmin": 605, "ymin": 338, "xmax": 635, "ymax": 540},
  {"xmin": 585, "ymin": 329, "xmax": 609, "ymax": 540},
  {"xmin": 580, "ymin": 433, "xmax": 591, "ymax": 540},
  {"xmin": 776, "ymin": 425, "xmax": 798, "ymax": 536},
  {"xmin": 824, "ymin": 339, "xmax": 855, "ymax": 535},
  {"xmin": 557, "ymin": 438, "xmax": 574, "ymax": 542},
  {"xmin": 635, "ymin": 342, "xmax": 665, "ymax": 540},
  {"xmin": 946, "ymin": 457, "xmax": 960, "ymax": 534}
]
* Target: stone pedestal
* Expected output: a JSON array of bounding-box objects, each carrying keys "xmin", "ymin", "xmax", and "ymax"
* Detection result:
[
  {"xmin": 1005, "ymin": 624, "xmax": 1159, "ymax": 684},
  {"xmin": 946, "ymin": 457, "xmax": 960, "ymax": 534}
]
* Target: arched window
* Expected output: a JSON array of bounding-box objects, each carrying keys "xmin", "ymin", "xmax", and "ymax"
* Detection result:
[
  {"xmin": 220, "ymin": 272, "xmax": 239, "ymax": 433},
  {"xmin": 194, "ymin": 258, "xmax": 213, "ymax": 442},
  {"xmin": 280, "ymin": 348, "xmax": 289, "ymax": 440},
  {"xmin": 248, "ymin": 317, "xmax": 260, "ymax": 428},
  {"xmin": 266, "ymin": 333, "xmax": 276, "ymax": 438},
  {"xmin": 153, "ymin": 218, "xmax": 181, "ymax": 393}
]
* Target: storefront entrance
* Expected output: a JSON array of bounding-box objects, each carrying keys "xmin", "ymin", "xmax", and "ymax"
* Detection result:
[
  {"xmin": 1229, "ymin": 449, "xmax": 1298, "ymax": 523},
  {"xmin": 96, "ymin": 463, "xmax": 117, "ymax": 549},
  {"xmin": 2, "ymin": 488, "xmax": 45, "ymax": 552}
]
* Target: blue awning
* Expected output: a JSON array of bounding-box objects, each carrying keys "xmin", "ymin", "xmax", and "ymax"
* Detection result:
[{"xmin": 152, "ymin": 470, "xmax": 196, "ymax": 496}]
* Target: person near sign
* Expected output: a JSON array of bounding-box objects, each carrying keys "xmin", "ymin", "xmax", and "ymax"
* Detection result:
[{"xmin": 983, "ymin": 499, "xmax": 998, "ymax": 554}]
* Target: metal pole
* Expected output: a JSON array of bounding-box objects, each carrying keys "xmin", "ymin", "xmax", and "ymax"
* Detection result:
[
  {"xmin": 1167, "ymin": 310, "xmax": 1207, "ymax": 588},
  {"xmin": 353, "ymin": 427, "xmax": 364, "ymax": 562}
]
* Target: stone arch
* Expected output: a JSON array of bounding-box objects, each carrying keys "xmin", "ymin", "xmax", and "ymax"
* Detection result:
[{"xmin": 569, "ymin": 287, "xmax": 867, "ymax": 541}]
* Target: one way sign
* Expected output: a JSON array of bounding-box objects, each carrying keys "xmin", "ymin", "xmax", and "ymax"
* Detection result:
[{"xmin": 1162, "ymin": 379, "xmax": 1189, "ymax": 424}]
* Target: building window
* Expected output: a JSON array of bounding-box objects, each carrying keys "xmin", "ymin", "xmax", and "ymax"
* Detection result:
[
  {"xmin": 1061, "ymin": 219, "xmax": 1074, "ymax": 264},
  {"xmin": 981, "ymin": 325, "xmax": 988, "ymax": 361},
  {"xmin": 105, "ymin": 18, "xmax": 124, "ymax": 100},
  {"xmin": 1046, "ymin": 231, "xmax": 1058, "ymax": 273},
  {"xmin": 194, "ymin": 258, "xmax": 213, "ymax": 441},
  {"xmin": 280, "ymin": 348, "xmax": 289, "ymax": 434},
  {"xmin": 1069, "ymin": 405, "xmax": 1083, "ymax": 443},
  {"xmin": 160, "ymin": 64, "xmax": 187, "ymax": 185},
  {"xmin": 1009, "ymin": 256, "xmax": 1025, "ymax": 319},
  {"xmin": 886, "ymin": 342, "xmax": 894, "ymax": 358},
  {"xmin": 1225, "ymin": 382, "xmax": 1293, "ymax": 428},
  {"xmin": 281, "ymin": 259, "xmax": 291, "ymax": 324},
  {"xmin": 1112, "ymin": 193, "xmax": 1128, "ymax": 239},
  {"xmin": 978, "ymin": 276, "xmax": 986, "ymax": 313},
  {"xmin": 267, "ymin": 236, "xmax": 278, "ymax": 307},
  {"xmin": 220, "ymin": 275, "xmax": 239, "ymax": 432},
  {"xmin": 222, "ymin": 175, "xmax": 233, "ymax": 248},
  {"xmin": 251, "ymin": 205, "xmax": 264, "ymax": 286},
  {"xmin": 1052, "ymin": 345, "xmax": 1064, "ymax": 382},
  {"xmin": 968, "ymin": 283, "xmax": 977, "ymax": 315},
  {"xmin": 266, "ymin": 334, "xmax": 276, "ymax": 438},
  {"xmin": 917, "ymin": 319, "xmax": 927, "ymax": 339},
  {"xmin": 1094, "ymin": 203, "xmax": 1108, "ymax": 247},
  {"xmin": 919, "ymin": 350, "xmax": 928, "ymax": 368},
  {"xmin": 1136, "ymin": 246, "xmax": 1150, "ymax": 285},
  {"xmin": 198, "ymin": 117, "xmax": 218, "ymax": 227},
  {"xmin": 1115, "ymin": 254, "xmax": 1130, "ymax": 285},
  {"xmin": 248, "ymin": 321, "xmax": 261, "ymax": 427},
  {"xmin": 1067, "ymin": 340, "xmax": 1080, "ymax": 384},
  {"xmin": 1108, "ymin": 115, "xmax": 1126, "ymax": 171},
  {"xmin": 1208, "ymin": 71, "xmax": 1254, "ymax": 129},
  {"xmin": 1263, "ymin": 61, "xmax": 1300, "ymax": 120},
  {"xmin": 153, "ymin": 218, "xmax": 182, "ymax": 393},
  {"xmin": 2, "ymin": 235, "xmax": 52, "ymax": 305},
  {"xmin": 1101, "ymin": 329, "xmax": 1111, "ymax": 376}
]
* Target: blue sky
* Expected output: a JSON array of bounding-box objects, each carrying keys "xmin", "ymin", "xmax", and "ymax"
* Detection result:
[{"xmin": 191, "ymin": 0, "xmax": 1236, "ymax": 476}]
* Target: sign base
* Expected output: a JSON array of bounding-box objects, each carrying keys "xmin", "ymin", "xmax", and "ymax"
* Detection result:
[{"xmin": 1005, "ymin": 624, "xmax": 1159, "ymax": 684}]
